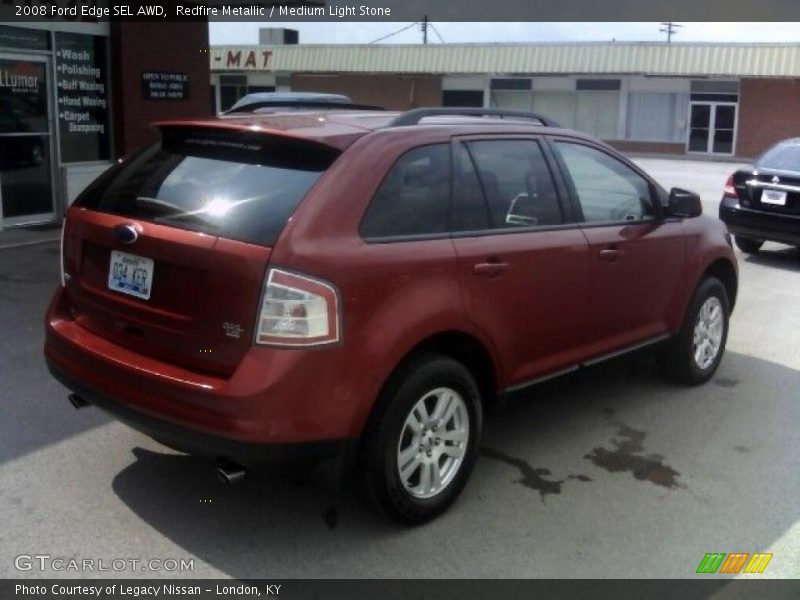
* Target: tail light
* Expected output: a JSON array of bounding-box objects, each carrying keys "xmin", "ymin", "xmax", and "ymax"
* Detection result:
[
  {"xmin": 59, "ymin": 218, "xmax": 67, "ymax": 287},
  {"xmin": 255, "ymin": 268, "xmax": 340, "ymax": 347},
  {"xmin": 723, "ymin": 174, "xmax": 737, "ymax": 198}
]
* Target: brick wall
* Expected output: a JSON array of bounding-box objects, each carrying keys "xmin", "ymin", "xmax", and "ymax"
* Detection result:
[
  {"xmin": 110, "ymin": 22, "xmax": 211, "ymax": 157},
  {"xmin": 737, "ymin": 78, "xmax": 800, "ymax": 158},
  {"xmin": 290, "ymin": 74, "xmax": 443, "ymax": 110}
]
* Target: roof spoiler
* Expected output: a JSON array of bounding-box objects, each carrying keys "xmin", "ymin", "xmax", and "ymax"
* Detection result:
[{"xmin": 387, "ymin": 107, "xmax": 560, "ymax": 128}]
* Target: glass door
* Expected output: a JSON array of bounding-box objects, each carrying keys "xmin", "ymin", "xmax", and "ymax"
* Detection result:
[
  {"xmin": 0, "ymin": 53, "xmax": 55, "ymax": 226},
  {"xmin": 688, "ymin": 102, "xmax": 737, "ymax": 156}
]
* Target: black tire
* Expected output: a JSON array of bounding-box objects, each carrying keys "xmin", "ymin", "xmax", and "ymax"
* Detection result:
[
  {"xmin": 734, "ymin": 236, "xmax": 763, "ymax": 254},
  {"xmin": 659, "ymin": 277, "xmax": 730, "ymax": 385},
  {"xmin": 357, "ymin": 352, "xmax": 483, "ymax": 525}
]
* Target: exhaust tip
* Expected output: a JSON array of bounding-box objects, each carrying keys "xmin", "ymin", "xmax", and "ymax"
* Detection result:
[
  {"xmin": 68, "ymin": 394, "xmax": 90, "ymax": 410},
  {"xmin": 216, "ymin": 461, "xmax": 246, "ymax": 485}
]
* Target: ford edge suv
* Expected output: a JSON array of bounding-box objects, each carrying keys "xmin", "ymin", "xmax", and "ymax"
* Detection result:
[{"xmin": 45, "ymin": 107, "xmax": 738, "ymax": 524}]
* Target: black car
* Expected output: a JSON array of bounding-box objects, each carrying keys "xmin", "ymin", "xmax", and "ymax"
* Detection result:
[{"xmin": 719, "ymin": 138, "xmax": 800, "ymax": 253}]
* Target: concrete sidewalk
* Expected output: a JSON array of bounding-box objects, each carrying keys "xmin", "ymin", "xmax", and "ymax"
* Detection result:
[{"xmin": 0, "ymin": 223, "xmax": 62, "ymax": 251}]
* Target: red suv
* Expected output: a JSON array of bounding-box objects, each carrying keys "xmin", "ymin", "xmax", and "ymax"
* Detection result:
[{"xmin": 45, "ymin": 107, "xmax": 737, "ymax": 523}]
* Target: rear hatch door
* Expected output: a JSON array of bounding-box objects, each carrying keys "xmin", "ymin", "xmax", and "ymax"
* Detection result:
[{"xmin": 62, "ymin": 125, "xmax": 340, "ymax": 377}]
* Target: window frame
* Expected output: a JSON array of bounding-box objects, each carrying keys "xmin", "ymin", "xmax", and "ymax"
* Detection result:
[
  {"xmin": 358, "ymin": 142, "xmax": 454, "ymax": 244},
  {"xmin": 448, "ymin": 133, "xmax": 579, "ymax": 239},
  {"xmin": 545, "ymin": 136, "xmax": 667, "ymax": 227}
]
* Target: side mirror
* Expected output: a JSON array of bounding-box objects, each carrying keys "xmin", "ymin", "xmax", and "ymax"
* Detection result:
[{"xmin": 668, "ymin": 188, "xmax": 702, "ymax": 218}]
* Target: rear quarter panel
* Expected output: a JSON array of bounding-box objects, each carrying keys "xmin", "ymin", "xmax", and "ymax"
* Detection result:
[{"xmin": 267, "ymin": 128, "xmax": 503, "ymax": 437}]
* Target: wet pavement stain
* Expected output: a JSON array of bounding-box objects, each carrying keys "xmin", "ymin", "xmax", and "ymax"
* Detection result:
[
  {"xmin": 584, "ymin": 425, "xmax": 684, "ymax": 490},
  {"xmin": 568, "ymin": 474, "xmax": 593, "ymax": 482},
  {"xmin": 481, "ymin": 447, "xmax": 581, "ymax": 501},
  {"xmin": 714, "ymin": 378, "xmax": 739, "ymax": 388},
  {"xmin": 734, "ymin": 445, "xmax": 750, "ymax": 454}
]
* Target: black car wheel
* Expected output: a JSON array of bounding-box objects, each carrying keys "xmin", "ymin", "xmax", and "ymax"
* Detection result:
[
  {"xmin": 358, "ymin": 352, "xmax": 482, "ymax": 524},
  {"xmin": 659, "ymin": 277, "xmax": 730, "ymax": 386},
  {"xmin": 734, "ymin": 236, "xmax": 763, "ymax": 254}
]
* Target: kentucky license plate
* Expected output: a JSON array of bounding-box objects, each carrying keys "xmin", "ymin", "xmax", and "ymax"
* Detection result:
[
  {"xmin": 108, "ymin": 250, "xmax": 154, "ymax": 300},
  {"xmin": 762, "ymin": 189, "xmax": 787, "ymax": 205}
]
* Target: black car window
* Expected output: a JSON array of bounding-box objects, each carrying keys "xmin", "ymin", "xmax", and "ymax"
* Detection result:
[
  {"xmin": 555, "ymin": 142, "xmax": 655, "ymax": 223},
  {"xmin": 360, "ymin": 144, "xmax": 450, "ymax": 239},
  {"xmin": 75, "ymin": 130, "xmax": 337, "ymax": 247},
  {"xmin": 757, "ymin": 142, "xmax": 800, "ymax": 172},
  {"xmin": 452, "ymin": 142, "xmax": 491, "ymax": 232},
  {"xmin": 457, "ymin": 139, "xmax": 563, "ymax": 230}
]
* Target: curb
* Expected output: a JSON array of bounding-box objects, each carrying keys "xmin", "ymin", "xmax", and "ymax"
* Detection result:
[{"xmin": 0, "ymin": 236, "xmax": 61, "ymax": 252}]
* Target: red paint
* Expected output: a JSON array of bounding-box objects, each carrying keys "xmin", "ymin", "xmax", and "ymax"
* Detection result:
[{"xmin": 45, "ymin": 111, "xmax": 737, "ymax": 452}]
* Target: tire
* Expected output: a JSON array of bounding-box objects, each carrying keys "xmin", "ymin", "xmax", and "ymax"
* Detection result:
[
  {"xmin": 358, "ymin": 352, "xmax": 483, "ymax": 525},
  {"xmin": 734, "ymin": 236, "xmax": 763, "ymax": 254},
  {"xmin": 659, "ymin": 277, "xmax": 730, "ymax": 386}
]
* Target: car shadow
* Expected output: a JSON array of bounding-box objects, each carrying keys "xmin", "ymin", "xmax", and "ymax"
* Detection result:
[
  {"xmin": 109, "ymin": 349, "xmax": 800, "ymax": 579},
  {"xmin": 742, "ymin": 244, "xmax": 800, "ymax": 272}
]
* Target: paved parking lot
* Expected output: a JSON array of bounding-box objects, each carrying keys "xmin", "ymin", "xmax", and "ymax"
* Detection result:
[{"xmin": 0, "ymin": 158, "xmax": 798, "ymax": 579}]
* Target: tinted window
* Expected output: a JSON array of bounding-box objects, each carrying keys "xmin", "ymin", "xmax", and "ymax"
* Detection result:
[
  {"xmin": 465, "ymin": 140, "xmax": 564, "ymax": 229},
  {"xmin": 556, "ymin": 142, "xmax": 655, "ymax": 223},
  {"xmin": 757, "ymin": 142, "xmax": 800, "ymax": 172},
  {"xmin": 360, "ymin": 144, "xmax": 450, "ymax": 238},
  {"xmin": 452, "ymin": 143, "xmax": 491, "ymax": 231},
  {"xmin": 75, "ymin": 130, "xmax": 336, "ymax": 247}
]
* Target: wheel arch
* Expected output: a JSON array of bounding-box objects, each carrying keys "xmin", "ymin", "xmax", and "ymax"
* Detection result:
[{"xmin": 702, "ymin": 257, "xmax": 738, "ymax": 311}]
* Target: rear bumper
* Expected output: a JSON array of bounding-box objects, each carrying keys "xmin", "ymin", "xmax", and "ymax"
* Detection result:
[
  {"xmin": 719, "ymin": 197, "xmax": 800, "ymax": 246},
  {"xmin": 45, "ymin": 286, "xmax": 360, "ymax": 453},
  {"xmin": 48, "ymin": 361, "xmax": 349, "ymax": 461}
]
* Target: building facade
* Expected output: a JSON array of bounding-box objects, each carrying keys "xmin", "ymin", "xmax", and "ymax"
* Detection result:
[
  {"xmin": 0, "ymin": 18, "xmax": 211, "ymax": 230},
  {"xmin": 210, "ymin": 41, "xmax": 800, "ymax": 161}
]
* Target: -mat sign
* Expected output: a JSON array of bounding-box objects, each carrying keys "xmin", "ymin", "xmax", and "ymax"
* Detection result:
[{"xmin": 142, "ymin": 72, "xmax": 189, "ymax": 101}]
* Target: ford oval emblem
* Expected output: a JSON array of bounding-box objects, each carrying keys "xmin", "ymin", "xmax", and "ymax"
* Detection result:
[{"xmin": 113, "ymin": 223, "xmax": 139, "ymax": 245}]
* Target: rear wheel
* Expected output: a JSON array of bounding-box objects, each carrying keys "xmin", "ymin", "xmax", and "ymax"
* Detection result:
[
  {"xmin": 659, "ymin": 277, "xmax": 730, "ymax": 385},
  {"xmin": 734, "ymin": 236, "xmax": 763, "ymax": 253},
  {"xmin": 358, "ymin": 353, "xmax": 482, "ymax": 524}
]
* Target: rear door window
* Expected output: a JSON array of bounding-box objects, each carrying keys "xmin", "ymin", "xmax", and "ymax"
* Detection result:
[
  {"xmin": 453, "ymin": 139, "xmax": 565, "ymax": 231},
  {"xmin": 360, "ymin": 144, "xmax": 450, "ymax": 239},
  {"xmin": 75, "ymin": 128, "xmax": 338, "ymax": 247}
]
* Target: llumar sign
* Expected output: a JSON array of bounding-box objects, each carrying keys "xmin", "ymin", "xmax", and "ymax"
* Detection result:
[
  {"xmin": 0, "ymin": 64, "xmax": 39, "ymax": 94},
  {"xmin": 696, "ymin": 552, "xmax": 773, "ymax": 574}
]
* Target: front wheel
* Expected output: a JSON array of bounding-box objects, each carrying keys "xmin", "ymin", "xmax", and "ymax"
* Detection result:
[
  {"xmin": 734, "ymin": 236, "xmax": 763, "ymax": 253},
  {"xmin": 358, "ymin": 353, "xmax": 482, "ymax": 524},
  {"xmin": 659, "ymin": 277, "xmax": 730, "ymax": 385}
]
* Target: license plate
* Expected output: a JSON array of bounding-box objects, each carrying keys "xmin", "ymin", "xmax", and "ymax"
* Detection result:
[
  {"xmin": 108, "ymin": 250, "xmax": 154, "ymax": 300},
  {"xmin": 762, "ymin": 189, "xmax": 787, "ymax": 205}
]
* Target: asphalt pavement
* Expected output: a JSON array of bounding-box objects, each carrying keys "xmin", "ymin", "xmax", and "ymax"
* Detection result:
[{"xmin": 0, "ymin": 158, "xmax": 797, "ymax": 580}]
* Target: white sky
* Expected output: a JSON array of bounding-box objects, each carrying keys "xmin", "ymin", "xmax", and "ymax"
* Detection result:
[{"xmin": 210, "ymin": 22, "xmax": 800, "ymax": 45}]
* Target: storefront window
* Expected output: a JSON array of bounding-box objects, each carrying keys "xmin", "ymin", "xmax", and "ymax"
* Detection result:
[
  {"xmin": 54, "ymin": 32, "xmax": 111, "ymax": 163},
  {"xmin": 626, "ymin": 92, "xmax": 689, "ymax": 142}
]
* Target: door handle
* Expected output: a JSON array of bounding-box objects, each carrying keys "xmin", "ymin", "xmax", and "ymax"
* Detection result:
[
  {"xmin": 473, "ymin": 261, "xmax": 509, "ymax": 277},
  {"xmin": 598, "ymin": 248, "xmax": 622, "ymax": 262}
]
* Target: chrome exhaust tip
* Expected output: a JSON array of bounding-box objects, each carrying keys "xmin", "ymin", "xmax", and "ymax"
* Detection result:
[{"xmin": 215, "ymin": 461, "xmax": 246, "ymax": 484}]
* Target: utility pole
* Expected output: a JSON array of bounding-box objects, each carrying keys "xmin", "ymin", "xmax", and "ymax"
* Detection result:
[
  {"xmin": 422, "ymin": 15, "xmax": 428, "ymax": 45},
  {"xmin": 659, "ymin": 22, "xmax": 682, "ymax": 43}
]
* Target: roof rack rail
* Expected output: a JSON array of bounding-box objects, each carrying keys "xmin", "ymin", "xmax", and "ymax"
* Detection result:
[{"xmin": 388, "ymin": 107, "xmax": 560, "ymax": 128}]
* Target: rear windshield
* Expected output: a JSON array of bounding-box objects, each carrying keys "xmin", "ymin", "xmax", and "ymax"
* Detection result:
[
  {"xmin": 757, "ymin": 142, "xmax": 800, "ymax": 173},
  {"xmin": 75, "ymin": 128, "xmax": 339, "ymax": 246}
]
